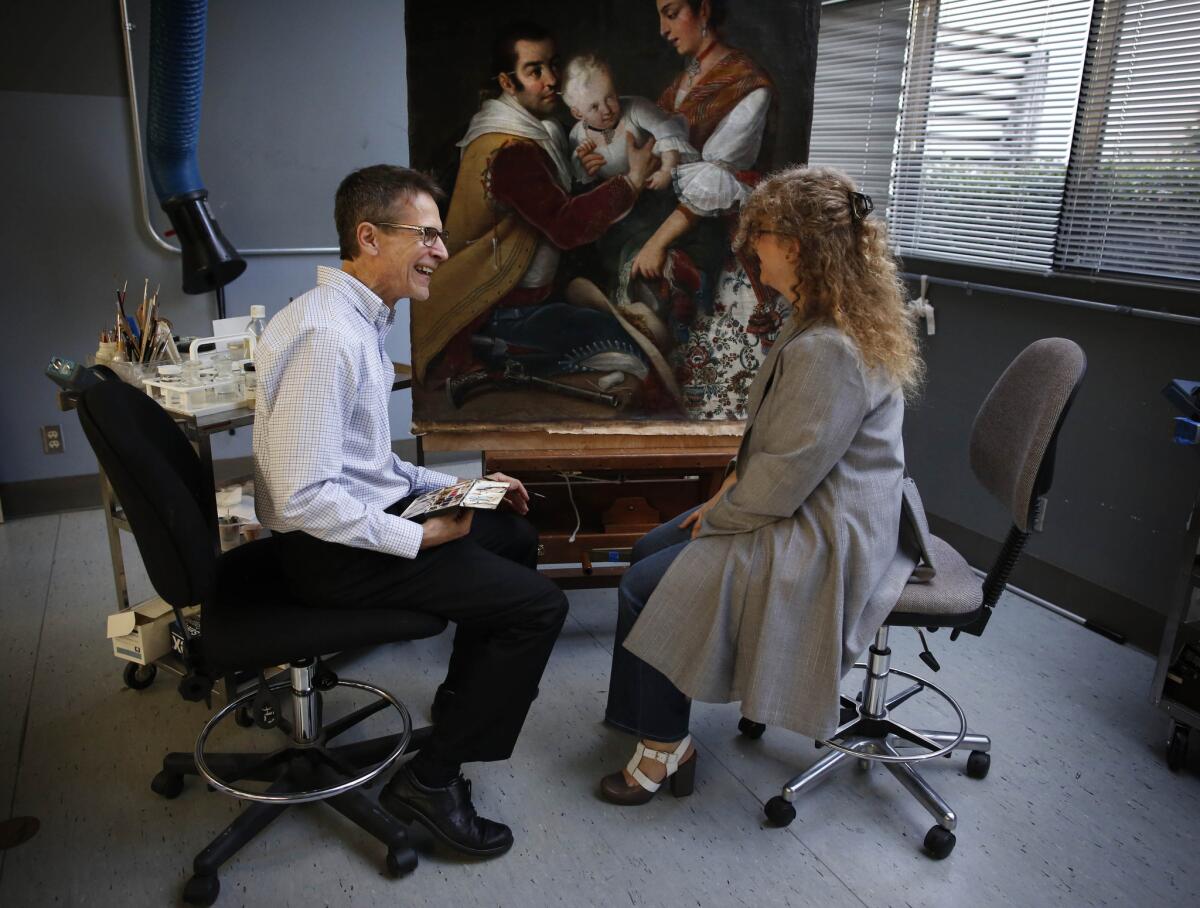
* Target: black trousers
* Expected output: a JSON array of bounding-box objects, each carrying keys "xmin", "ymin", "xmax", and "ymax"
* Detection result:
[{"xmin": 274, "ymin": 505, "xmax": 568, "ymax": 765}]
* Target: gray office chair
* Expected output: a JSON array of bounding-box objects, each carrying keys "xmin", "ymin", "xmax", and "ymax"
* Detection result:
[{"xmin": 748, "ymin": 338, "xmax": 1086, "ymax": 860}]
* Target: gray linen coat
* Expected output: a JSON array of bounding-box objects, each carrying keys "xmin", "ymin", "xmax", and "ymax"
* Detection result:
[{"xmin": 623, "ymin": 316, "xmax": 917, "ymax": 739}]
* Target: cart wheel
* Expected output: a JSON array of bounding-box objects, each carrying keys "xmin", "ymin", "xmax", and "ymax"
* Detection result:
[
  {"xmin": 966, "ymin": 750, "xmax": 991, "ymax": 779},
  {"xmin": 924, "ymin": 825, "xmax": 956, "ymax": 859},
  {"xmin": 738, "ymin": 717, "xmax": 766, "ymax": 739},
  {"xmin": 123, "ymin": 662, "xmax": 157, "ymax": 690},
  {"xmin": 1167, "ymin": 723, "xmax": 1189, "ymax": 773},
  {"xmin": 764, "ymin": 796, "xmax": 796, "ymax": 827}
]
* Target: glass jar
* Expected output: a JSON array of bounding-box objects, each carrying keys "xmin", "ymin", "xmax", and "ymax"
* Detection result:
[{"xmin": 226, "ymin": 338, "xmax": 249, "ymax": 361}]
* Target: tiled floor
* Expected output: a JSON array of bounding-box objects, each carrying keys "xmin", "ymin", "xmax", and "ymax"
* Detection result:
[{"xmin": 1, "ymin": 510, "xmax": 1197, "ymax": 906}]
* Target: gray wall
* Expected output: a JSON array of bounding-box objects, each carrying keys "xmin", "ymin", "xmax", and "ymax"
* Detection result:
[
  {"xmin": 126, "ymin": 0, "xmax": 413, "ymax": 250},
  {"xmin": 0, "ymin": 0, "xmax": 413, "ymax": 487},
  {"xmin": 902, "ymin": 259, "xmax": 1200, "ymax": 650}
]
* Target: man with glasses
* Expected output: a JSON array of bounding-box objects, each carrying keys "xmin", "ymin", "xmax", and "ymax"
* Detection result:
[
  {"xmin": 253, "ymin": 164, "xmax": 568, "ymax": 859},
  {"xmin": 410, "ymin": 20, "xmax": 667, "ymax": 407}
]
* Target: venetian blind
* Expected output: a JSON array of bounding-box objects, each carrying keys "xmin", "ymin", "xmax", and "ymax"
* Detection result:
[
  {"xmin": 808, "ymin": 0, "xmax": 913, "ymax": 219},
  {"xmin": 1056, "ymin": 0, "xmax": 1200, "ymax": 283},
  {"xmin": 889, "ymin": 0, "xmax": 1094, "ymax": 269}
]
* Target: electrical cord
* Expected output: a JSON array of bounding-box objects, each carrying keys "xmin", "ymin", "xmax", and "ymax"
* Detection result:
[{"xmin": 560, "ymin": 471, "xmax": 582, "ymax": 544}]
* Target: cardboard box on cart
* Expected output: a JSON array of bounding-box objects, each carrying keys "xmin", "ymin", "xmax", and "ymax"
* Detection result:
[{"xmin": 106, "ymin": 596, "xmax": 176, "ymax": 665}]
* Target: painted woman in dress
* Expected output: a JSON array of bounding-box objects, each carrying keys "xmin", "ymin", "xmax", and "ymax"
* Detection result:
[{"xmin": 627, "ymin": 0, "xmax": 786, "ymax": 419}]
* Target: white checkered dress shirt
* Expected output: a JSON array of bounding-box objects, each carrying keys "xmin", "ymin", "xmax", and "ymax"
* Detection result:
[{"xmin": 253, "ymin": 266, "xmax": 457, "ymax": 559}]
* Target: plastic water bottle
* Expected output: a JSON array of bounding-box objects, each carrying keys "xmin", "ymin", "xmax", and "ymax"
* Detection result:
[
  {"xmin": 247, "ymin": 305, "xmax": 268, "ymax": 358},
  {"xmin": 247, "ymin": 305, "xmax": 269, "ymax": 341}
]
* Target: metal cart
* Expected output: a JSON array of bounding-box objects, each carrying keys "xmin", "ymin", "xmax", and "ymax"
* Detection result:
[
  {"xmin": 1153, "ymin": 380, "xmax": 1200, "ymax": 771},
  {"xmin": 63, "ymin": 363, "xmax": 413, "ymax": 697},
  {"xmin": 61, "ymin": 391, "xmax": 256, "ymax": 695},
  {"xmin": 1151, "ymin": 497, "xmax": 1200, "ymax": 772}
]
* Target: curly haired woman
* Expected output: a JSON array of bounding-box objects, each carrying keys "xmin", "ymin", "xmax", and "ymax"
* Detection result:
[{"xmin": 599, "ymin": 165, "xmax": 926, "ymax": 804}]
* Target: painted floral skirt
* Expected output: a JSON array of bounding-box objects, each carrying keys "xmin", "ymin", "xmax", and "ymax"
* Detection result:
[{"xmin": 671, "ymin": 262, "xmax": 787, "ymax": 420}]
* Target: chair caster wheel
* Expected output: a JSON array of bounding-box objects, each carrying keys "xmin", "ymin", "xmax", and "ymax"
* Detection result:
[
  {"xmin": 150, "ymin": 770, "xmax": 184, "ymax": 799},
  {"xmin": 966, "ymin": 750, "xmax": 990, "ymax": 779},
  {"xmin": 764, "ymin": 796, "xmax": 796, "ymax": 827},
  {"xmin": 234, "ymin": 706, "xmax": 255, "ymax": 728},
  {"xmin": 1167, "ymin": 723, "xmax": 1189, "ymax": 773},
  {"xmin": 738, "ymin": 717, "xmax": 766, "ymax": 739},
  {"xmin": 123, "ymin": 662, "xmax": 157, "ymax": 690},
  {"xmin": 183, "ymin": 873, "xmax": 219, "ymax": 906},
  {"xmin": 386, "ymin": 847, "xmax": 418, "ymax": 877},
  {"xmin": 923, "ymin": 825, "xmax": 956, "ymax": 859}
]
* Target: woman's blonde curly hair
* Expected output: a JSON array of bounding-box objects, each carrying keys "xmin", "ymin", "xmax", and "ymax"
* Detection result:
[{"xmin": 734, "ymin": 165, "xmax": 924, "ymax": 399}]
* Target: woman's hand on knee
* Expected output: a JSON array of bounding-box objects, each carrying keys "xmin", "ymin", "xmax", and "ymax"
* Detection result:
[
  {"xmin": 679, "ymin": 502, "xmax": 712, "ymax": 540},
  {"xmin": 680, "ymin": 475, "xmax": 735, "ymax": 540}
]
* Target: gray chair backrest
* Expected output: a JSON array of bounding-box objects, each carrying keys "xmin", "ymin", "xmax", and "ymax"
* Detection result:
[{"xmin": 968, "ymin": 338, "xmax": 1087, "ymax": 532}]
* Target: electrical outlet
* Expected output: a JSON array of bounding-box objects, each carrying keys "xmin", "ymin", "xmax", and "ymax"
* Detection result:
[{"xmin": 42, "ymin": 425, "xmax": 64, "ymax": 454}]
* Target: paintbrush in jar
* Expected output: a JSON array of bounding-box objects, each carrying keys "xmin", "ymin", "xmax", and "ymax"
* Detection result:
[{"xmin": 135, "ymin": 284, "xmax": 158, "ymax": 361}]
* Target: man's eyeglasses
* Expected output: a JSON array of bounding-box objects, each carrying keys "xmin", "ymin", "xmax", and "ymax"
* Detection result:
[{"xmin": 372, "ymin": 222, "xmax": 449, "ymax": 247}]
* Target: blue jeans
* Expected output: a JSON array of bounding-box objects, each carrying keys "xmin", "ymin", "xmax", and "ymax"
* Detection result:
[{"xmin": 604, "ymin": 506, "xmax": 699, "ymax": 742}]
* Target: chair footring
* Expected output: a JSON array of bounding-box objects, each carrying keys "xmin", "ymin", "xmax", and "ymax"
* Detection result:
[
  {"xmin": 890, "ymin": 730, "xmax": 991, "ymax": 753},
  {"xmin": 326, "ymin": 726, "xmax": 433, "ymax": 769},
  {"xmin": 780, "ymin": 668, "xmax": 989, "ymax": 838},
  {"xmin": 819, "ymin": 665, "xmax": 969, "ymax": 764},
  {"xmin": 194, "ymin": 678, "xmax": 414, "ymax": 804}
]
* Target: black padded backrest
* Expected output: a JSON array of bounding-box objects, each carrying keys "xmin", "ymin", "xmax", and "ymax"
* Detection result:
[
  {"xmin": 77, "ymin": 381, "xmax": 215, "ymax": 607},
  {"xmin": 968, "ymin": 338, "xmax": 1087, "ymax": 531}
]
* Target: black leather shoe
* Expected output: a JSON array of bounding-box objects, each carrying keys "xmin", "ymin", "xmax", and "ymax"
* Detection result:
[{"xmin": 379, "ymin": 765, "xmax": 513, "ymax": 857}]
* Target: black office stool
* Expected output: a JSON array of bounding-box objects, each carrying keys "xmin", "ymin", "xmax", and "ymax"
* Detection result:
[{"xmin": 77, "ymin": 379, "xmax": 445, "ymax": 905}]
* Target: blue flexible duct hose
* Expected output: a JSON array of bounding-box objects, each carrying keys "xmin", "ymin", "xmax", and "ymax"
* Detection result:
[
  {"xmin": 145, "ymin": 0, "xmax": 244, "ymax": 295},
  {"xmin": 147, "ymin": 0, "xmax": 206, "ymax": 199}
]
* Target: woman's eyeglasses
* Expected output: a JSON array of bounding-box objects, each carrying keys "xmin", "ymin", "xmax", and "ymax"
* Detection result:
[{"xmin": 372, "ymin": 222, "xmax": 449, "ymax": 247}]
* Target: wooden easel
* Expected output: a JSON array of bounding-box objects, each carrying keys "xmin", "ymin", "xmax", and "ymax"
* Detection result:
[{"xmin": 420, "ymin": 429, "xmax": 739, "ymax": 588}]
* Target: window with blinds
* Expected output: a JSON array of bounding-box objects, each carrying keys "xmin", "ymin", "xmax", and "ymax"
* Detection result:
[
  {"xmin": 1056, "ymin": 0, "xmax": 1200, "ymax": 283},
  {"xmin": 810, "ymin": 0, "xmax": 1200, "ymax": 284},
  {"xmin": 888, "ymin": 0, "xmax": 1094, "ymax": 270},
  {"xmin": 808, "ymin": 0, "xmax": 913, "ymax": 216}
]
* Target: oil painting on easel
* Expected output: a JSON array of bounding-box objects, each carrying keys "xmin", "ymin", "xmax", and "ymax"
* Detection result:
[{"xmin": 407, "ymin": 0, "xmax": 818, "ymax": 430}]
